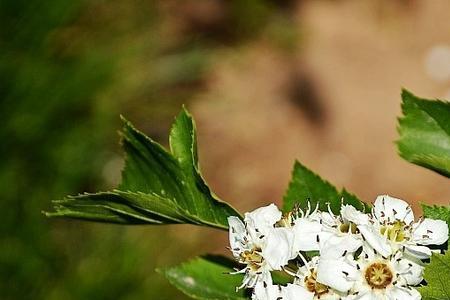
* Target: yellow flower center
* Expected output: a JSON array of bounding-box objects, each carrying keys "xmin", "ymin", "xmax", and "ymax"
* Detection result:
[
  {"xmin": 365, "ymin": 262, "xmax": 394, "ymax": 289},
  {"xmin": 277, "ymin": 212, "xmax": 294, "ymax": 227},
  {"xmin": 240, "ymin": 247, "xmax": 263, "ymax": 271},
  {"xmin": 305, "ymin": 270, "xmax": 329, "ymax": 296},
  {"xmin": 380, "ymin": 221, "xmax": 407, "ymax": 242}
]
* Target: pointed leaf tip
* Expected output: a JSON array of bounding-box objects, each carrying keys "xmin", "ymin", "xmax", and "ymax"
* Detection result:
[
  {"xmin": 48, "ymin": 108, "xmax": 241, "ymax": 229},
  {"xmin": 283, "ymin": 160, "xmax": 369, "ymax": 213}
]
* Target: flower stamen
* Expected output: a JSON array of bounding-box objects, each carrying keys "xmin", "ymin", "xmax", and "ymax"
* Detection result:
[
  {"xmin": 364, "ymin": 262, "xmax": 394, "ymax": 289},
  {"xmin": 304, "ymin": 270, "xmax": 329, "ymax": 296}
]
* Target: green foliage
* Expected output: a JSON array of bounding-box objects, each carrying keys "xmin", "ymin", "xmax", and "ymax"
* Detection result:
[
  {"xmin": 47, "ymin": 108, "xmax": 241, "ymax": 230},
  {"xmin": 160, "ymin": 256, "xmax": 247, "ymax": 300},
  {"xmin": 0, "ymin": 1, "xmax": 122, "ymax": 299},
  {"xmin": 420, "ymin": 204, "xmax": 450, "ymax": 299},
  {"xmin": 283, "ymin": 161, "xmax": 369, "ymax": 214},
  {"xmin": 422, "ymin": 204, "xmax": 450, "ymax": 233},
  {"xmin": 419, "ymin": 251, "xmax": 450, "ymax": 300},
  {"xmin": 397, "ymin": 89, "xmax": 450, "ymax": 178}
]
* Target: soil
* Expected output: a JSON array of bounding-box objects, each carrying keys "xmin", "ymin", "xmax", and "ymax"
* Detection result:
[{"xmin": 190, "ymin": 0, "xmax": 450, "ymax": 216}]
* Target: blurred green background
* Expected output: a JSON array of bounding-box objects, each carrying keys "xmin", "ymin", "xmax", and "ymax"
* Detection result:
[
  {"xmin": 1, "ymin": 1, "xmax": 450, "ymax": 299},
  {"xmin": 0, "ymin": 1, "xmax": 299, "ymax": 299}
]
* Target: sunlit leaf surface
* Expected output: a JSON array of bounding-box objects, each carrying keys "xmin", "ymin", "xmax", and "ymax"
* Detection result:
[
  {"xmin": 47, "ymin": 108, "xmax": 241, "ymax": 230},
  {"xmin": 161, "ymin": 256, "xmax": 247, "ymax": 300},
  {"xmin": 397, "ymin": 89, "xmax": 450, "ymax": 178}
]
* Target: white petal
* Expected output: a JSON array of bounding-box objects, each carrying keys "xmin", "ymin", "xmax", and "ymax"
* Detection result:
[
  {"xmin": 387, "ymin": 286, "xmax": 421, "ymax": 300},
  {"xmin": 412, "ymin": 218, "xmax": 449, "ymax": 245},
  {"xmin": 245, "ymin": 204, "xmax": 282, "ymax": 233},
  {"xmin": 373, "ymin": 195, "xmax": 414, "ymax": 224},
  {"xmin": 263, "ymin": 228, "xmax": 294, "ymax": 270},
  {"xmin": 358, "ymin": 224, "xmax": 392, "ymax": 257},
  {"xmin": 283, "ymin": 284, "xmax": 314, "ymax": 300},
  {"xmin": 320, "ymin": 212, "xmax": 339, "ymax": 226},
  {"xmin": 228, "ymin": 216, "xmax": 246, "ymax": 253},
  {"xmin": 351, "ymin": 292, "xmax": 372, "ymax": 300},
  {"xmin": 292, "ymin": 218, "xmax": 322, "ymax": 252},
  {"xmin": 404, "ymin": 244, "xmax": 432, "ymax": 259},
  {"xmin": 245, "ymin": 270, "xmax": 272, "ymax": 289},
  {"xmin": 320, "ymin": 234, "xmax": 362, "ymax": 259},
  {"xmin": 396, "ymin": 257, "xmax": 424, "ymax": 286},
  {"xmin": 252, "ymin": 282, "xmax": 280, "ymax": 300},
  {"xmin": 341, "ymin": 204, "xmax": 369, "ymax": 225},
  {"xmin": 316, "ymin": 258, "xmax": 357, "ymax": 292}
]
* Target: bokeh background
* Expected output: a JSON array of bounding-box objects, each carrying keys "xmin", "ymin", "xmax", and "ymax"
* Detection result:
[{"xmin": 1, "ymin": 0, "xmax": 450, "ymax": 299}]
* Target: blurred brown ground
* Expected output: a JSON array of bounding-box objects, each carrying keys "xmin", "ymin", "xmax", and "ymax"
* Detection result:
[
  {"xmin": 159, "ymin": 0, "xmax": 450, "ymax": 254},
  {"xmin": 193, "ymin": 0, "xmax": 450, "ymax": 209}
]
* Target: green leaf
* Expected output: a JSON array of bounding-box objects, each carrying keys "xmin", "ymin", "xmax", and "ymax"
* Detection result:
[
  {"xmin": 160, "ymin": 255, "xmax": 248, "ymax": 300},
  {"xmin": 47, "ymin": 191, "xmax": 192, "ymax": 225},
  {"xmin": 397, "ymin": 89, "xmax": 450, "ymax": 178},
  {"xmin": 283, "ymin": 161, "xmax": 369, "ymax": 214},
  {"xmin": 422, "ymin": 204, "xmax": 450, "ymax": 234},
  {"xmin": 418, "ymin": 251, "xmax": 450, "ymax": 300},
  {"xmin": 47, "ymin": 108, "xmax": 241, "ymax": 230}
]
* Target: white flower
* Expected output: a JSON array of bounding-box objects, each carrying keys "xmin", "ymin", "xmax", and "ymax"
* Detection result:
[
  {"xmin": 348, "ymin": 249, "xmax": 423, "ymax": 300},
  {"xmin": 251, "ymin": 282, "xmax": 281, "ymax": 300},
  {"xmin": 294, "ymin": 256, "xmax": 348, "ymax": 300},
  {"xmin": 244, "ymin": 204, "xmax": 282, "ymax": 237},
  {"xmin": 252, "ymin": 282, "xmax": 314, "ymax": 300},
  {"xmin": 228, "ymin": 204, "xmax": 294, "ymax": 288},
  {"xmin": 411, "ymin": 218, "xmax": 449, "ymax": 245},
  {"xmin": 228, "ymin": 197, "xmax": 444, "ymax": 298},
  {"xmin": 358, "ymin": 195, "xmax": 449, "ymax": 259},
  {"xmin": 341, "ymin": 204, "xmax": 369, "ymax": 225},
  {"xmin": 320, "ymin": 234, "xmax": 363, "ymax": 260},
  {"xmin": 373, "ymin": 195, "xmax": 414, "ymax": 225},
  {"xmin": 283, "ymin": 283, "xmax": 315, "ymax": 300},
  {"xmin": 316, "ymin": 247, "xmax": 423, "ymax": 300},
  {"xmin": 290, "ymin": 204, "xmax": 323, "ymax": 252},
  {"xmin": 318, "ymin": 205, "xmax": 365, "ymax": 259},
  {"xmin": 357, "ymin": 224, "xmax": 392, "ymax": 258},
  {"xmin": 263, "ymin": 227, "xmax": 295, "ymax": 269},
  {"xmin": 316, "ymin": 255, "xmax": 358, "ymax": 293}
]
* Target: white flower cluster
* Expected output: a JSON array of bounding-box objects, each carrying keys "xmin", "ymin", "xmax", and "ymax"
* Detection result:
[{"xmin": 228, "ymin": 195, "xmax": 449, "ymax": 300}]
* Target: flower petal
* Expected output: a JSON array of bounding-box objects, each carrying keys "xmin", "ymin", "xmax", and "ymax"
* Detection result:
[
  {"xmin": 244, "ymin": 204, "xmax": 282, "ymax": 241},
  {"xmin": 283, "ymin": 284, "xmax": 314, "ymax": 300},
  {"xmin": 228, "ymin": 216, "xmax": 246, "ymax": 253},
  {"xmin": 412, "ymin": 218, "xmax": 449, "ymax": 245},
  {"xmin": 373, "ymin": 195, "xmax": 414, "ymax": 224},
  {"xmin": 320, "ymin": 212, "xmax": 339, "ymax": 226},
  {"xmin": 252, "ymin": 281, "xmax": 280, "ymax": 300},
  {"xmin": 316, "ymin": 258, "xmax": 357, "ymax": 292},
  {"xmin": 263, "ymin": 227, "xmax": 294, "ymax": 269},
  {"xmin": 404, "ymin": 244, "xmax": 432, "ymax": 259},
  {"xmin": 387, "ymin": 285, "xmax": 421, "ymax": 300},
  {"xmin": 245, "ymin": 270, "xmax": 272, "ymax": 290},
  {"xmin": 320, "ymin": 234, "xmax": 362, "ymax": 259},
  {"xmin": 245, "ymin": 203, "xmax": 282, "ymax": 233},
  {"xmin": 358, "ymin": 224, "xmax": 392, "ymax": 257},
  {"xmin": 395, "ymin": 256, "xmax": 424, "ymax": 286},
  {"xmin": 351, "ymin": 292, "xmax": 373, "ymax": 300},
  {"xmin": 341, "ymin": 204, "xmax": 369, "ymax": 225},
  {"xmin": 292, "ymin": 218, "xmax": 322, "ymax": 252}
]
